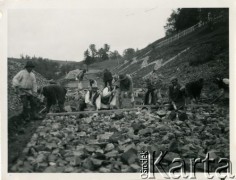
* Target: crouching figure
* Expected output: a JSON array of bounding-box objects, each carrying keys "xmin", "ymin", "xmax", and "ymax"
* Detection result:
[
  {"xmin": 38, "ymin": 84, "xmax": 67, "ymax": 113},
  {"xmin": 100, "ymin": 85, "xmax": 117, "ymax": 109},
  {"xmin": 85, "ymin": 80, "xmax": 100, "ymax": 110}
]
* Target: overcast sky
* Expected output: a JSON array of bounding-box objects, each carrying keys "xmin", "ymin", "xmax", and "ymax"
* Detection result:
[{"xmin": 8, "ymin": 7, "xmax": 173, "ymax": 61}]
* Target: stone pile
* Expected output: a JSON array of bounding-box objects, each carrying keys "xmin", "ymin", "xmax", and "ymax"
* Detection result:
[{"xmin": 10, "ymin": 104, "xmax": 229, "ymax": 173}]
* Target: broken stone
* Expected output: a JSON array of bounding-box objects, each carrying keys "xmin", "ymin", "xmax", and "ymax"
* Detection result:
[
  {"xmin": 82, "ymin": 158, "xmax": 94, "ymax": 170},
  {"xmin": 105, "ymin": 150, "xmax": 119, "ymax": 158},
  {"xmin": 48, "ymin": 154, "xmax": 57, "ymax": 162},
  {"xmin": 121, "ymin": 147, "xmax": 138, "ymax": 165},
  {"xmin": 85, "ymin": 146, "xmax": 96, "ymax": 153},
  {"xmin": 139, "ymin": 128, "xmax": 152, "ymax": 136},
  {"xmin": 130, "ymin": 163, "xmax": 140, "ymax": 172},
  {"xmin": 109, "ymin": 132, "xmax": 123, "ymax": 143},
  {"xmin": 39, "ymin": 132, "xmax": 47, "ymax": 137},
  {"xmin": 64, "ymin": 166, "xmax": 74, "ymax": 173},
  {"xmin": 44, "ymin": 166, "xmax": 62, "ymax": 173},
  {"xmin": 156, "ymin": 110, "xmax": 166, "ymax": 117},
  {"xmin": 118, "ymin": 139, "xmax": 132, "ymax": 145},
  {"xmin": 46, "ymin": 142, "xmax": 58, "ymax": 150},
  {"xmin": 99, "ymin": 167, "xmax": 110, "ymax": 173},
  {"xmin": 37, "ymin": 162, "xmax": 48, "ymax": 169},
  {"xmin": 35, "ymin": 154, "xmax": 47, "ymax": 163},
  {"xmin": 57, "ymin": 158, "xmax": 68, "ymax": 166},
  {"xmin": 78, "ymin": 131, "xmax": 87, "ymax": 137},
  {"xmin": 84, "ymin": 117, "xmax": 92, "ymax": 124},
  {"xmin": 64, "ymin": 105, "xmax": 72, "ymax": 112},
  {"xmin": 91, "ymin": 158, "xmax": 103, "ymax": 167},
  {"xmin": 121, "ymin": 164, "xmax": 131, "ymax": 172},
  {"xmin": 98, "ymin": 132, "xmax": 114, "ymax": 142},
  {"xmin": 22, "ymin": 147, "xmax": 30, "ymax": 155},
  {"xmin": 76, "ymin": 145, "xmax": 85, "ymax": 151},
  {"xmin": 70, "ymin": 156, "xmax": 81, "ymax": 166},
  {"xmin": 105, "ymin": 143, "xmax": 115, "ymax": 152}
]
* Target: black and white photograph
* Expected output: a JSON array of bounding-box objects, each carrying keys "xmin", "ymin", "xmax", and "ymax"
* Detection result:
[{"xmin": 1, "ymin": 0, "xmax": 235, "ymax": 179}]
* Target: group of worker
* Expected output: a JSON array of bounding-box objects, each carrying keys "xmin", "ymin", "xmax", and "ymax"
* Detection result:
[
  {"xmin": 12, "ymin": 60, "xmax": 229, "ymax": 122},
  {"xmin": 77, "ymin": 68, "xmax": 135, "ymax": 111}
]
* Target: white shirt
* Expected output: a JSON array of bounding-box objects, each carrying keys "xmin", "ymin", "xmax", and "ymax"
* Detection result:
[
  {"xmin": 12, "ymin": 69, "xmax": 37, "ymax": 93},
  {"xmin": 102, "ymin": 87, "xmax": 112, "ymax": 97}
]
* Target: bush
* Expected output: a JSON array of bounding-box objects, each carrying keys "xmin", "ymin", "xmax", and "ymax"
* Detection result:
[
  {"xmin": 188, "ymin": 44, "xmax": 215, "ymax": 66},
  {"xmin": 189, "ymin": 51, "xmax": 214, "ymax": 66}
]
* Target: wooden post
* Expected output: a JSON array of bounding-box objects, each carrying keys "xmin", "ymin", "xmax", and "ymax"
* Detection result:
[{"xmin": 47, "ymin": 108, "xmax": 139, "ymax": 116}]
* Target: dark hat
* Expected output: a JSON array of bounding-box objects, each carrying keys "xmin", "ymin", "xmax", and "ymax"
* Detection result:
[
  {"xmin": 25, "ymin": 61, "xmax": 35, "ymax": 68},
  {"xmin": 119, "ymin": 74, "xmax": 126, "ymax": 81}
]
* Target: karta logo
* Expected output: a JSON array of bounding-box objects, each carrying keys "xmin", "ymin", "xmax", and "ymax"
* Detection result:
[{"xmin": 140, "ymin": 151, "xmax": 234, "ymax": 179}]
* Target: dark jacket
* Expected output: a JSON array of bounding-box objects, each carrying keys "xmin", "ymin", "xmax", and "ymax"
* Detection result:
[
  {"xmin": 103, "ymin": 70, "xmax": 113, "ymax": 82},
  {"xmin": 185, "ymin": 78, "xmax": 204, "ymax": 99},
  {"xmin": 168, "ymin": 83, "xmax": 185, "ymax": 107},
  {"xmin": 42, "ymin": 84, "xmax": 67, "ymax": 105},
  {"xmin": 120, "ymin": 75, "xmax": 133, "ymax": 91}
]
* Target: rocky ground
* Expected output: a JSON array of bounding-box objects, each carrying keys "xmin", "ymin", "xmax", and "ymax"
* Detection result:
[
  {"xmin": 7, "ymin": 24, "xmax": 229, "ymax": 173},
  {"xmin": 9, "ymin": 101, "xmax": 229, "ymax": 173}
]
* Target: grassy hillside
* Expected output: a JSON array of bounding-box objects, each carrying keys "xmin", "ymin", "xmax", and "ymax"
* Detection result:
[
  {"xmin": 132, "ymin": 24, "xmax": 228, "ymax": 88},
  {"xmin": 89, "ymin": 58, "xmax": 125, "ymax": 71},
  {"xmin": 81, "ymin": 21, "xmax": 228, "ymax": 102}
]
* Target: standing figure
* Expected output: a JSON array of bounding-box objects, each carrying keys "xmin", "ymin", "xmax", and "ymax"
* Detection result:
[
  {"xmin": 168, "ymin": 76, "xmax": 187, "ymax": 121},
  {"xmin": 168, "ymin": 76, "xmax": 186, "ymax": 110},
  {"xmin": 103, "ymin": 69, "xmax": 113, "ymax": 88},
  {"xmin": 12, "ymin": 61, "xmax": 42, "ymax": 120},
  {"xmin": 77, "ymin": 69, "xmax": 87, "ymax": 90},
  {"xmin": 117, "ymin": 74, "xmax": 134, "ymax": 108},
  {"xmin": 143, "ymin": 70, "xmax": 163, "ymax": 105}
]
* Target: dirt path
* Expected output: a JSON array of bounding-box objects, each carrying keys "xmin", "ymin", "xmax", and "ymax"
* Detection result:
[{"xmin": 8, "ymin": 115, "xmax": 43, "ymax": 171}]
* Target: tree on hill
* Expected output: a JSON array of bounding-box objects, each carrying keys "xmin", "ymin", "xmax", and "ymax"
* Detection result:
[
  {"xmin": 164, "ymin": 8, "xmax": 228, "ymax": 36},
  {"xmin": 84, "ymin": 43, "xmax": 121, "ymax": 64},
  {"xmin": 175, "ymin": 8, "xmax": 199, "ymax": 31},
  {"xmin": 97, "ymin": 44, "xmax": 110, "ymax": 61},
  {"xmin": 164, "ymin": 9, "xmax": 179, "ymax": 36},
  {"xmin": 123, "ymin": 48, "xmax": 136, "ymax": 61},
  {"xmin": 89, "ymin": 44, "xmax": 97, "ymax": 59},
  {"xmin": 109, "ymin": 50, "xmax": 122, "ymax": 60}
]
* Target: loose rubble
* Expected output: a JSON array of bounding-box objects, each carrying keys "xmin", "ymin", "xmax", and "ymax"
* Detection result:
[{"xmin": 11, "ymin": 105, "xmax": 229, "ymax": 173}]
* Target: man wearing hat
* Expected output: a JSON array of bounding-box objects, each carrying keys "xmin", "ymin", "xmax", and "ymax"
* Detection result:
[
  {"xmin": 168, "ymin": 76, "xmax": 185, "ymax": 109},
  {"xmin": 85, "ymin": 79, "xmax": 101, "ymax": 110},
  {"xmin": 143, "ymin": 69, "xmax": 163, "ymax": 105},
  {"xmin": 103, "ymin": 68, "xmax": 113, "ymax": 88},
  {"xmin": 117, "ymin": 74, "xmax": 134, "ymax": 108},
  {"xmin": 12, "ymin": 61, "xmax": 42, "ymax": 120},
  {"xmin": 168, "ymin": 76, "xmax": 187, "ymax": 120}
]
